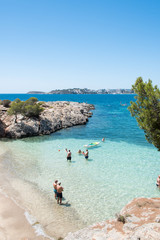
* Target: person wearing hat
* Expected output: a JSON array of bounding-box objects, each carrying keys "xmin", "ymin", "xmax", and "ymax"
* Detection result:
[{"xmin": 57, "ymin": 182, "xmax": 64, "ymax": 204}]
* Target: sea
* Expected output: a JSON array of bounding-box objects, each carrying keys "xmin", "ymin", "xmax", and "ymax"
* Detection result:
[{"xmin": 0, "ymin": 94, "xmax": 160, "ymax": 238}]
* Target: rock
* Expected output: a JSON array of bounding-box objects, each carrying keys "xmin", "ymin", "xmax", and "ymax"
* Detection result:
[
  {"xmin": 0, "ymin": 101, "xmax": 94, "ymax": 139},
  {"xmin": 64, "ymin": 198, "xmax": 160, "ymax": 240},
  {"xmin": 155, "ymin": 215, "xmax": 160, "ymax": 223},
  {"xmin": 0, "ymin": 120, "xmax": 5, "ymax": 137}
]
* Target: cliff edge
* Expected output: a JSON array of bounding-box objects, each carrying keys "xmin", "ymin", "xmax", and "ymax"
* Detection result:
[
  {"xmin": 64, "ymin": 197, "xmax": 160, "ymax": 240},
  {"xmin": 0, "ymin": 101, "xmax": 94, "ymax": 138}
]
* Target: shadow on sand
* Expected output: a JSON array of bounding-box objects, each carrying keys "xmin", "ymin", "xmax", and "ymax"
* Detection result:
[{"xmin": 60, "ymin": 201, "xmax": 71, "ymax": 207}]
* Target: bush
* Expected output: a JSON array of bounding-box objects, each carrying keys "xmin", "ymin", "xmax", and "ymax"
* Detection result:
[
  {"xmin": 117, "ymin": 215, "xmax": 126, "ymax": 224},
  {"xmin": 24, "ymin": 97, "xmax": 38, "ymax": 106},
  {"xmin": 8, "ymin": 98, "xmax": 44, "ymax": 118},
  {"xmin": 24, "ymin": 103, "xmax": 43, "ymax": 117},
  {"xmin": 2, "ymin": 99, "xmax": 11, "ymax": 108},
  {"xmin": 8, "ymin": 99, "xmax": 24, "ymax": 115}
]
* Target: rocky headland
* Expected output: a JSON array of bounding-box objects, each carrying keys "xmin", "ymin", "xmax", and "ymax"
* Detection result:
[
  {"xmin": 27, "ymin": 88, "xmax": 133, "ymax": 94},
  {"xmin": 0, "ymin": 101, "xmax": 94, "ymax": 139},
  {"xmin": 64, "ymin": 197, "xmax": 160, "ymax": 240}
]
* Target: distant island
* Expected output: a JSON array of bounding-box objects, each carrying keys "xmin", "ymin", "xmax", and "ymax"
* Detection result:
[{"xmin": 27, "ymin": 88, "xmax": 134, "ymax": 95}]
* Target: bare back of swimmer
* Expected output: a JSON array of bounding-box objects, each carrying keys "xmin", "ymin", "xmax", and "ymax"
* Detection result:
[{"xmin": 66, "ymin": 149, "xmax": 71, "ymax": 161}]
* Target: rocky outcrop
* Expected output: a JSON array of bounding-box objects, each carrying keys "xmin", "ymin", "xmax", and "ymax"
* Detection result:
[
  {"xmin": 0, "ymin": 101, "xmax": 94, "ymax": 139},
  {"xmin": 64, "ymin": 198, "xmax": 160, "ymax": 240}
]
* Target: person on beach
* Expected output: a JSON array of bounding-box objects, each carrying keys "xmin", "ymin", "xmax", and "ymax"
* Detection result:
[
  {"xmin": 156, "ymin": 175, "xmax": 160, "ymax": 187},
  {"xmin": 53, "ymin": 180, "xmax": 58, "ymax": 199},
  {"xmin": 84, "ymin": 149, "xmax": 89, "ymax": 159},
  {"xmin": 66, "ymin": 149, "xmax": 71, "ymax": 161},
  {"xmin": 57, "ymin": 182, "xmax": 64, "ymax": 204}
]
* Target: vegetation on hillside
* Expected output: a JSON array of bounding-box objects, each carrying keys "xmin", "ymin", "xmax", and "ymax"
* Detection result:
[
  {"xmin": 0, "ymin": 99, "xmax": 11, "ymax": 107},
  {"xmin": 6, "ymin": 97, "xmax": 44, "ymax": 118},
  {"xmin": 128, "ymin": 77, "xmax": 160, "ymax": 151}
]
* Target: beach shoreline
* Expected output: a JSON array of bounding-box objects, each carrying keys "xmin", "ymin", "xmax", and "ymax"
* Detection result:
[
  {"xmin": 0, "ymin": 147, "xmax": 86, "ymax": 240},
  {"xmin": 0, "ymin": 189, "xmax": 53, "ymax": 240}
]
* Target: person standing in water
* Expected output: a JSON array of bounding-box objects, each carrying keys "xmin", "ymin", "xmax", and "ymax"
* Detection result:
[
  {"xmin": 156, "ymin": 175, "xmax": 160, "ymax": 187},
  {"xmin": 57, "ymin": 182, "xmax": 64, "ymax": 204},
  {"xmin": 66, "ymin": 149, "xmax": 72, "ymax": 161},
  {"xmin": 84, "ymin": 149, "xmax": 89, "ymax": 159},
  {"xmin": 53, "ymin": 180, "xmax": 58, "ymax": 199}
]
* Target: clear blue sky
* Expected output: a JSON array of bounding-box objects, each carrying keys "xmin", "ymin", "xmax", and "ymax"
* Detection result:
[{"xmin": 0, "ymin": 0, "xmax": 160, "ymax": 93}]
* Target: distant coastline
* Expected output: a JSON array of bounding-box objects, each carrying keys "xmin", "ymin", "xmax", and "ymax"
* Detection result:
[{"xmin": 27, "ymin": 88, "xmax": 134, "ymax": 95}]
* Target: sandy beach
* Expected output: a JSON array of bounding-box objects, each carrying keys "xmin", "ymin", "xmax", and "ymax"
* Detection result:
[
  {"xmin": 0, "ymin": 190, "xmax": 51, "ymax": 240},
  {"xmin": 0, "ymin": 145, "xmax": 52, "ymax": 239},
  {"xmin": 0, "ymin": 145, "xmax": 85, "ymax": 240}
]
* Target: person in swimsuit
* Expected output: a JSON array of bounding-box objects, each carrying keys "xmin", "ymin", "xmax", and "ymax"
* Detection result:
[
  {"xmin": 78, "ymin": 149, "xmax": 82, "ymax": 154},
  {"xmin": 53, "ymin": 180, "xmax": 58, "ymax": 199},
  {"xmin": 57, "ymin": 182, "xmax": 64, "ymax": 204},
  {"xmin": 156, "ymin": 175, "xmax": 160, "ymax": 187},
  {"xmin": 66, "ymin": 149, "xmax": 71, "ymax": 161},
  {"xmin": 84, "ymin": 149, "xmax": 89, "ymax": 159}
]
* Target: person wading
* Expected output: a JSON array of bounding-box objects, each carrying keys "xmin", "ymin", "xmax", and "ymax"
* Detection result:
[
  {"xmin": 66, "ymin": 149, "xmax": 71, "ymax": 161},
  {"xmin": 57, "ymin": 182, "xmax": 64, "ymax": 205},
  {"xmin": 53, "ymin": 180, "xmax": 58, "ymax": 199},
  {"xmin": 84, "ymin": 149, "xmax": 89, "ymax": 159}
]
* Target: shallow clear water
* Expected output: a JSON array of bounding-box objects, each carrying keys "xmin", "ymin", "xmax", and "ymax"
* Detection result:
[{"xmin": 0, "ymin": 94, "xmax": 160, "ymax": 226}]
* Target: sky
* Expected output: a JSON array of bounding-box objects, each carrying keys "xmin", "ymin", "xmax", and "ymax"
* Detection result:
[{"xmin": 0, "ymin": 0, "xmax": 160, "ymax": 93}]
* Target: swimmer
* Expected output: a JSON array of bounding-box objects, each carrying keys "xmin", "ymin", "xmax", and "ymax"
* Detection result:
[
  {"xmin": 156, "ymin": 175, "xmax": 160, "ymax": 187},
  {"xmin": 78, "ymin": 149, "xmax": 82, "ymax": 154},
  {"xmin": 102, "ymin": 138, "xmax": 105, "ymax": 142}
]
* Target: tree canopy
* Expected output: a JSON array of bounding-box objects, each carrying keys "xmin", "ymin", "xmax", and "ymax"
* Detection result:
[
  {"xmin": 128, "ymin": 77, "xmax": 160, "ymax": 151},
  {"xmin": 8, "ymin": 97, "xmax": 44, "ymax": 118}
]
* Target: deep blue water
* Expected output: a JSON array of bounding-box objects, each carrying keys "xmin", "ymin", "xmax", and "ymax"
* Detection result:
[{"xmin": 0, "ymin": 93, "xmax": 146, "ymax": 146}]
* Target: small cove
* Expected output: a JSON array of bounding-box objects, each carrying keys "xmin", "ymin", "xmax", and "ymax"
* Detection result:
[{"xmin": 0, "ymin": 94, "xmax": 160, "ymax": 238}]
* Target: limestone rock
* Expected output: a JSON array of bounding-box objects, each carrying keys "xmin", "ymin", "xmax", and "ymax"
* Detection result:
[
  {"xmin": 64, "ymin": 198, "xmax": 160, "ymax": 240},
  {"xmin": 0, "ymin": 101, "xmax": 94, "ymax": 139}
]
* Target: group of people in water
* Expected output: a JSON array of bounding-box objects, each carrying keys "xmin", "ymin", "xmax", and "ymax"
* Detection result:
[
  {"xmin": 54, "ymin": 138, "xmax": 105, "ymax": 204},
  {"xmin": 65, "ymin": 138, "xmax": 105, "ymax": 161},
  {"xmin": 53, "ymin": 180, "xmax": 64, "ymax": 204},
  {"xmin": 66, "ymin": 148, "xmax": 89, "ymax": 161}
]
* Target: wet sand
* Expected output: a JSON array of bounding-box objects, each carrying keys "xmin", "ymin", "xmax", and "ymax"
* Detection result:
[
  {"xmin": 0, "ymin": 147, "xmax": 85, "ymax": 240},
  {"xmin": 0, "ymin": 190, "xmax": 51, "ymax": 240}
]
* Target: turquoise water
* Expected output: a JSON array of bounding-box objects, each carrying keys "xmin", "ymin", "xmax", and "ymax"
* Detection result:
[{"xmin": 0, "ymin": 94, "xmax": 160, "ymax": 226}]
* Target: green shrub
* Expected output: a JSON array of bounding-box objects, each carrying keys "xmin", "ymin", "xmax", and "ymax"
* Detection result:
[
  {"xmin": 8, "ymin": 98, "xmax": 44, "ymax": 118},
  {"xmin": 24, "ymin": 103, "xmax": 43, "ymax": 117},
  {"xmin": 117, "ymin": 215, "xmax": 126, "ymax": 224},
  {"xmin": 8, "ymin": 99, "xmax": 24, "ymax": 115},
  {"xmin": 24, "ymin": 97, "xmax": 38, "ymax": 106},
  {"xmin": 2, "ymin": 99, "xmax": 11, "ymax": 108}
]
